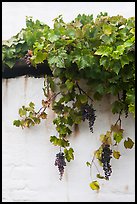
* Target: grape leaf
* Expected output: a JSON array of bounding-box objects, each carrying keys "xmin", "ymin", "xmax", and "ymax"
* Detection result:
[
  {"xmin": 89, "ymin": 181, "xmax": 100, "ymax": 190},
  {"xmin": 64, "ymin": 148, "xmax": 74, "ymax": 162},
  {"xmin": 19, "ymin": 108, "xmax": 27, "ymax": 117},
  {"xmin": 86, "ymin": 161, "xmax": 91, "ymax": 167},
  {"xmin": 65, "ymin": 80, "xmax": 74, "ymax": 91},
  {"xmin": 124, "ymin": 137, "xmax": 134, "ymax": 149},
  {"xmin": 113, "ymin": 132, "xmax": 123, "ymax": 144},
  {"xmin": 113, "ymin": 150, "xmax": 121, "ymax": 159},
  {"xmin": 40, "ymin": 112, "xmax": 47, "ymax": 119},
  {"xmin": 111, "ymin": 124, "xmax": 124, "ymax": 133},
  {"xmin": 79, "ymin": 94, "xmax": 88, "ymax": 104},
  {"xmin": 103, "ymin": 24, "xmax": 112, "ymax": 35},
  {"xmin": 13, "ymin": 120, "xmax": 21, "ymax": 127},
  {"xmin": 96, "ymin": 174, "xmax": 106, "ymax": 179},
  {"xmin": 29, "ymin": 102, "xmax": 35, "ymax": 109}
]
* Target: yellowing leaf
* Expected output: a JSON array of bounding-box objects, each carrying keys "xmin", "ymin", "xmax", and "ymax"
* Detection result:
[
  {"xmin": 103, "ymin": 24, "xmax": 112, "ymax": 35},
  {"xmin": 113, "ymin": 150, "xmax": 121, "ymax": 159},
  {"xmin": 111, "ymin": 124, "xmax": 123, "ymax": 133},
  {"xmin": 100, "ymin": 131, "xmax": 112, "ymax": 145},
  {"xmin": 100, "ymin": 134, "xmax": 105, "ymax": 142},
  {"xmin": 19, "ymin": 108, "xmax": 26, "ymax": 117},
  {"xmin": 124, "ymin": 137, "xmax": 134, "ymax": 149},
  {"xmin": 89, "ymin": 181, "xmax": 100, "ymax": 190},
  {"xmin": 40, "ymin": 112, "xmax": 47, "ymax": 119}
]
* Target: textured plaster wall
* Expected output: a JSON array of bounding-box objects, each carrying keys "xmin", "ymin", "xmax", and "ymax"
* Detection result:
[{"xmin": 2, "ymin": 77, "xmax": 135, "ymax": 202}]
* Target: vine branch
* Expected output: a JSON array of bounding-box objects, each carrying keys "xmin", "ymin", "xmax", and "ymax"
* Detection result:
[{"xmin": 76, "ymin": 82, "xmax": 93, "ymax": 102}]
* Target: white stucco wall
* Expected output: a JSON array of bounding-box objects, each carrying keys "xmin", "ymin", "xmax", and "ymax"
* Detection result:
[
  {"xmin": 2, "ymin": 77, "xmax": 135, "ymax": 202},
  {"xmin": 2, "ymin": 2, "xmax": 135, "ymax": 202}
]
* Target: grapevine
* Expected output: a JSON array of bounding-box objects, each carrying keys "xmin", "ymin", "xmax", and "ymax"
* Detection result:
[{"xmin": 2, "ymin": 12, "xmax": 135, "ymax": 190}]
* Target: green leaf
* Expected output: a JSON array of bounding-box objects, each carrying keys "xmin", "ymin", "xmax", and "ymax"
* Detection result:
[
  {"xmin": 120, "ymin": 55, "xmax": 130, "ymax": 68},
  {"xmin": 112, "ymin": 101, "xmax": 124, "ymax": 114},
  {"xmin": 89, "ymin": 181, "xmax": 100, "ymax": 190},
  {"xmin": 47, "ymin": 31, "xmax": 60, "ymax": 42},
  {"xmin": 112, "ymin": 61, "xmax": 121, "ymax": 75},
  {"xmin": 94, "ymin": 46, "xmax": 113, "ymax": 56},
  {"xmin": 19, "ymin": 108, "xmax": 27, "ymax": 117},
  {"xmin": 113, "ymin": 150, "xmax": 121, "ymax": 159},
  {"xmin": 56, "ymin": 125, "xmax": 72, "ymax": 136},
  {"xmin": 65, "ymin": 80, "xmax": 74, "ymax": 91},
  {"xmin": 128, "ymin": 103, "xmax": 135, "ymax": 117},
  {"xmin": 13, "ymin": 120, "xmax": 21, "ymax": 127},
  {"xmin": 48, "ymin": 77, "xmax": 55, "ymax": 92},
  {"xmin": 29, "ymin": 102, "xmax": 35, "ymax": 108},
  {"xmin": 86, "ymin": 161, "xmax": 91, "ymax": 167},
  {"xmin": 50, "ymin": 137, "xmax": 70, "ymax": 148},
  {"xmin": 126, "ymin": 89, "xmax": 135, "ymax": 104},
  {"xmin": 5, "ymin": 60, "xmax": 15, "ymax": 68},
  {"xmin": 95, "ymin": 84, "xmax": 104, "ymax": 95},
  {"xmin": 32, "ymin": 52, "xmax": 47, "ymax": 64},
  {"xmin": 124, "ymin": 38, "xmax": 134, "ymax": 48},
  {"xmin": 64, "ymin": 148, "xmax": 74, "ymax": 162},
  {"xmin": 60, "ymin": 84, "xmax": 68, "ymax": 95},
  {"xmin": 96, "ymin": 174, "xmax": 106, "ymax": 179},
  {"xmin": 100, "ymin": 131, "xmax": 112, "ymax": 145},
  {"xmin": 103, "ymin": 24, "xmax": 112, "ymax": 35},
  {"xmin": 33, "ymin": 118, "xmax": 41, "ymax": 124},
  {"xmin": 116, "ymin": 45, "xmax": 125, "ymax": 55},
  {"xmin": 59, "ymin": 139, "xmax": 70, "ymax": 148},
  {"xmin": 50, "ymin": 136, "xmax": 61, "ymax": 146},
  {"xmin": 101, "ymin": 34, "xmax": 114, "ymax": 45},
  {"xmin": 113, "ymin": 132, "xmax": 123, "ymax": 144},
  {"xmin": 73, "ymin": 115, "xmax": 82, "ymax": 124},
  {"xmin": 78, "ymin": 94, "xmax": 88, "ymax": 104},
  {"xmin": 100, "ymin": 56, "xmax": 109, "ymax": 67},
  {"xmin": 95, "ymin": 147, "xmax": 103, "ymax": 166},
  {"xmin": 124, "ymin": 137, "xmax": 134, "ymax": 149}
]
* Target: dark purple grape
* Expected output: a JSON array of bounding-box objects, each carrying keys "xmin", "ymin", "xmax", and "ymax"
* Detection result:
[
  {"xmin": 81, "ymin": 104, "xmax": 96, "ymax": 133},
  {"xmin": 101, "ymin": 144, "xmax": 112, "ymax": 180},
  {"xmin": 55, "ymin": 151, "xmax": 66, "ymax": 180}
]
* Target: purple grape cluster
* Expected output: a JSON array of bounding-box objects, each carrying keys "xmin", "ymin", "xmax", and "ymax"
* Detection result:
[
  {"xmin": 101, "ymin": 144, "xmax": 112, "ymax": 180},
  {"xmin": 81, "ymin": 104, "xmax": 96, "ymax": 133},
  {"xmin": 55, "ymin": 152, "xmax": 66, "ymax": 180}
]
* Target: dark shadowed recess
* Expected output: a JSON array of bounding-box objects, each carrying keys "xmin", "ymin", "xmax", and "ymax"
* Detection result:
[{"xmin": 2, "ymin": 60, "xmax": 53, "ymax": 79}]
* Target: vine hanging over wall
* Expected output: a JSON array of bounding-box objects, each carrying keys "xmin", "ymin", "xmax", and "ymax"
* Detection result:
[{"xmin": 2, "ymin": 12, "xmax": 135, "ymax": 190}]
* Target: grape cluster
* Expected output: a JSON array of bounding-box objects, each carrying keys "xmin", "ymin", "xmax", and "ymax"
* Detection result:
[
  {"xmin": 23, "ymin": 50, "xmax": 33, "ymax": 67},
  {"xmin": 81, "ymin": 104, "xmax": 96, "ymax": 133},
  {"xmin": 55, "ymin": 152, "xmax": 66, "ymax": 180},
  {"xmin": 101, "ymin": 144, "xmax": 112, "ymax": 180}
]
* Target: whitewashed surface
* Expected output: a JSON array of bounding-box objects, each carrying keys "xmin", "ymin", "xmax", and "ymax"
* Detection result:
[{"xmin": 2, "ymin": 77, "xmax": 135, "ymax": 202}]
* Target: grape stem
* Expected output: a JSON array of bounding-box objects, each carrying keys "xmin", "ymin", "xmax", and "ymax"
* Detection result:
[
  {"xmin": 90, "ymin": 153, "xmax": 101, "ymax": 179},
  {"xmin": 36, "ymin": 92, "xmax": 61, "ymax": 115},
  {"xmin": 115, "ymin": 110, "xmax": 122, "ymax": 127},
  {"xmin": 76, "ymin": 82, "xmax": 93, "ymax": 102}
]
